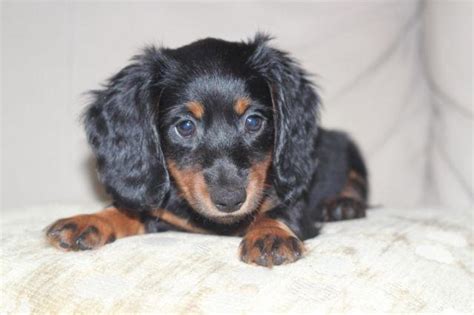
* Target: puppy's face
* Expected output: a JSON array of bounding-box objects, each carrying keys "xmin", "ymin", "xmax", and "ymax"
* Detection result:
[
  {"xmin": 159, "ymin": 70, "xmax": 274, "ymax": 224},
  {"xmin": 85, "ymin": 35, "xmax": 318, "ymax": 215}
]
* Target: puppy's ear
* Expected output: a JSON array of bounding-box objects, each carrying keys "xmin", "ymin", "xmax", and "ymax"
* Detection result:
[
  {"xmin": 84, "ymin": 47, "xmax": 171, "ymax": 211},
  {"xmin": 247, "ymin": 34, "xmax": 320, "ymax": 203}
]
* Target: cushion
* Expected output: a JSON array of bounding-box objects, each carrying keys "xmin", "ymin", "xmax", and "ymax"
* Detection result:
[{"xmin": 1, "ymin": 205, "xmax": 472, "ymax": 313}]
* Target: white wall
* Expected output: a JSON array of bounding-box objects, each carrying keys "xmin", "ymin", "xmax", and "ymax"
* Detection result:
[{"xmin": 1, "ymin": 1, "xmax": 472, "ymax": 210}]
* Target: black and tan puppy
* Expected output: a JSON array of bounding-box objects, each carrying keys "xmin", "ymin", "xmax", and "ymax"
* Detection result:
[{"xmin": 46, "ymin": 34, "xmax": 368, "ymax": 267}]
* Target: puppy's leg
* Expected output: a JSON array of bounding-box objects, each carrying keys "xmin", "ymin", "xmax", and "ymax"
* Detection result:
[
  {"xmin": 239, "ymin": 216, "xmax": 305, "ymax": 267},
  {"xmin": 46, "ymin": 208, "xmax": 145, "ymax": 251},
  {"xmin": 313, "ymin": 130, "xmax": 369, "ymax": 222},
  {"xmin": 321, "ymin": 169, "xmax": 368, "ymax": 221}
]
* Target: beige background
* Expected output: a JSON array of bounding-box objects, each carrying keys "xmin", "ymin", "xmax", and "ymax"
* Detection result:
[{"xmin": 1, "ymin": 1, "xmax": 472, "ymax": 210}]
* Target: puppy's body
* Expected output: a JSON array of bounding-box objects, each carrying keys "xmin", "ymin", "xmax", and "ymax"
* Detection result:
[
  {"xmin": 46, "ymin": 35, "xmax": 368, "ymax": 267},
  {"xmin": 144, "ymin": 128, "xmax": 367, "ymax": 241}
]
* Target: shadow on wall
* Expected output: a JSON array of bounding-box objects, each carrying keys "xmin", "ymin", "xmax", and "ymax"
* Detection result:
[{"xmin": 84, "ymin": 156, "xmax": 111, "ymax": 205}]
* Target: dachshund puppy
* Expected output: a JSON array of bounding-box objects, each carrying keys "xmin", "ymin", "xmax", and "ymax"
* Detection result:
[{"xmin": 46, "ymin": 34, "xmax": 368, "ymax": 267}]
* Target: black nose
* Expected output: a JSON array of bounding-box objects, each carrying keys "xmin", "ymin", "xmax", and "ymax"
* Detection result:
[{"xmin": 210, "ymin": 187, "xmax": 247, "ymax": 213}]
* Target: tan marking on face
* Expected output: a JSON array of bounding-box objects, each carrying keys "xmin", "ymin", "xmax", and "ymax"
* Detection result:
[
  {"xmin": 167, "ymin": 159, "xmax": 217, "ymax": 216},
  {"xmin": 167, "ymin": 154, "xmax": 272, "ymax": 225},
  {"xmin": 186, "ymin": 101, "xmax": 205, "ymax": 119},
  {"xmin": 167, "ymin": 160, "xmax": 206, "ymax": 203},
  {"xmin": 234, "ymin": 97, "xmax": 251, "ymax": 115},
  {"xmin": 208, "ymin": 154, "xmax": 273, "ymax": 224}
]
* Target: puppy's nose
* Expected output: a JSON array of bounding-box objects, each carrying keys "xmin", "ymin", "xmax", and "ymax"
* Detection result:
[{"xmin": 211, "ymin": 188, "xmax": 247, "ymax": 213}]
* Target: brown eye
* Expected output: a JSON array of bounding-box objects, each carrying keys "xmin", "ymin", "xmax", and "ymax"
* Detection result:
[
  {"xmin": 245, "ymin": 115, "xmax": 263, "ymax": 132},
  {"xmin": 176, "ymin": 120, "xmax": 196, "ymax": 137}
]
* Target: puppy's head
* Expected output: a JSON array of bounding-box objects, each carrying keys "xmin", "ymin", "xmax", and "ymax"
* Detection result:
[
  {"xmin": 158, "ymin": 54, "xmax": 274, "ymax": 223},
  {"xmin": 85, "ymin": 34, "xmax": 319, "ymax": 223}
]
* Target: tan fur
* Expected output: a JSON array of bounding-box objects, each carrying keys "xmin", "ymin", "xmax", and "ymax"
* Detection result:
[
  {"xmin": 340, "ymin": 170, "xmax": 366, "ymax": 200},
  {"xmin": 234, "ymin": 97, "xmax": 251, "ymax": 115},
  {"xmin": 152, "ymin": 208, "xmax": 209, "ymax": 234},
  {"xmin": 46, "ymin": 208, "xmax": 145, "ymax": 251},
  {"xmin": 240, "ymin": 216, "xmax": 304, "ymax": 267},
  {"xmin": 186, "ymin": 101, "xmax": 205, "ymax": 119},
  {"xmin": 167, "ymin": 155, "xmax": 272, "ymax": 224}
]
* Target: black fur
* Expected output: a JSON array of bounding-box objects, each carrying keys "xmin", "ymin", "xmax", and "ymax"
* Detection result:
[
  {"xmin": 247, "ymin": 35, "xmax": 320, "ymax": 203},
  {"xmin": 85, "ymin": 49, "xmax": 171, "ymax": 211},
  {"xmin": 84, "ymin": 34, "xmax": 368, "ymax": 241}
]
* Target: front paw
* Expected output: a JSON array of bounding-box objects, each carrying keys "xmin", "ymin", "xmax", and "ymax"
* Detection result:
[
  {"xmin": 46, "ymin": 215, "xmax": 115, "ymax": 251},
  {"xmin": 239, "ymin": 230, "xmax": 304, "ymax": 267}
]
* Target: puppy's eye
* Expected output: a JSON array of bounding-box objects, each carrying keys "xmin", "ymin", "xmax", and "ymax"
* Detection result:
[
  {"xmin": 245, "ymin": 115, "xmax": 263, "ymax": 132},
  {"xmin": 176, "ymin": 120, "xmax": 196, "ymax": 137}
]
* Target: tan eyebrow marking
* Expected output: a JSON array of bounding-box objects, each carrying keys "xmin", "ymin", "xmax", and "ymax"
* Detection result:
[
  {"xmin": 234, "ymin": 97, "xmax": 251, "ymax": 115},
  {"xmin": 186, "ymin": 101, "xmax": 205, "ymax": 119}
]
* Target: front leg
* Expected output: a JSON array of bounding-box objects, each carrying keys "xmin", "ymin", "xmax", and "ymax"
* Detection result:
[
  {"xmin": 46, "ymin": 208, "xmax": 146, "ymax": 251},
  {"xmin": 239, "ymin": 216, "xmax": 305, "ymax": 267}
]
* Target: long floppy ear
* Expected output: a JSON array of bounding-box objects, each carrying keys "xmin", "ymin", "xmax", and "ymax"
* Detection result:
[
  {"xmin": 84, "ymin": 47, "xmax": 170, "ymax": 211},
  {"xmin": 247, "ymin": 34, "xmax": 320, "ymax": 203}
]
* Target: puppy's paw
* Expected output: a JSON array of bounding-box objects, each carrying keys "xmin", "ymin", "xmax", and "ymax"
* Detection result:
[
  {"xmin": 322, "ymin": 197, "xmax": 366, "ymax": 221},
  {"xmin": 46, "ymin": 215, "xmax": 116, "ymax": 251},
  {"xmin": 239, "ymin": 227, "xmax": 304, "ymax": 267}
]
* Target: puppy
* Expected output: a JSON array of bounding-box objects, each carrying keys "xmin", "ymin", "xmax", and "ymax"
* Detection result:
[{"xmin": 46, "ymin": 34, "xmax": 368, "ymax": 267}]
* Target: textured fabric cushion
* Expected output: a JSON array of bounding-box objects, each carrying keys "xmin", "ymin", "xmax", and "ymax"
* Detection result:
[{"xmin": 1, "ymin": 205, "xmax": 472, "ymax": 313}]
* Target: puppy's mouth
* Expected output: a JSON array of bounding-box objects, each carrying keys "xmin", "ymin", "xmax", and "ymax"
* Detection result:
[
  {"xmin": 199, "ymin": 187, "xmax": 263, "ymax": 224},
  {"xmin": 190, "ymin": 170, "xmax": 266, "ymax": 224},
  {"xmin": 168, "ymin": 156, "xmax": 271, "ymax": 225}
]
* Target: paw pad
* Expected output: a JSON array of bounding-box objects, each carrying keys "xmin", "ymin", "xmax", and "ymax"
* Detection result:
[
  {"xmin": 240, "ymin": 232, "xmax": 304, "ymax": 267},
  {"xmin": 46, "ymin": 215, "xmax": 114, "ymax": 251}
]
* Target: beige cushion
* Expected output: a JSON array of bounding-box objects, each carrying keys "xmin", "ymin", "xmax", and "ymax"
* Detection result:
[{"xmin": 1, "ymin": 204, "xmax": 472, "ymax": 313}]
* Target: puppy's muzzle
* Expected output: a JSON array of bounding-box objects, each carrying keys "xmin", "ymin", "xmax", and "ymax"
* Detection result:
[{"xmin": 210, "ymin": 186, "xmax": 247, "ymax": 213}]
